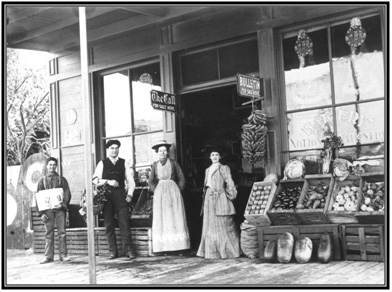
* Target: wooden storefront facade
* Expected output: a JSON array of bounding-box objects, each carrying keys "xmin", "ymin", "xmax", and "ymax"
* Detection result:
[{"xmin": 6, "ymin": 4, "xmax": 386, "ymax": 251}]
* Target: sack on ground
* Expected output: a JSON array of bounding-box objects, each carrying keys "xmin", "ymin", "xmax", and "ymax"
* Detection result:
[{"xmin": 240, "ymin": 220, "xmax": 259, "ymax": 259}]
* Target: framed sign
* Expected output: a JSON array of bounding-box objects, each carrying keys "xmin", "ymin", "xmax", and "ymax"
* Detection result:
[
  {"xmin": 150, "ymin": 90, "xmax": 176, "ymax": 113},
  {"xmin": 236, "ymin": 74, "xmax": 262, "ymax": 99}
]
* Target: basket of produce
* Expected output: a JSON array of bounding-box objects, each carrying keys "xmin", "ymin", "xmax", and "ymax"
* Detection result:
[
  {"xmin": 267, "ymin": 179, "xmax": 303, "ymax": 225},
  {"xmin": 131, "ymin": 187, "xmax": 153, "ymax": 227},
  {"xmin": 326, "ymin": 175, "xmax": 360, "ymax": 224},
  {"xmin": 244, "ymin": 181, "xmax": 277, "ymax": 226},
  {"xmin": 355, "ymin": 172, "xmax": 385, "ymax": 224},
  {"xmin": 295, "ymin": 174, "xmax": 334, "ymax": 225}
]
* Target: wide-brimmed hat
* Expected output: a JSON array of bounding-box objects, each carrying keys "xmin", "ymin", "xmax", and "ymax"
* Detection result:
[{"xmin": 152, "ymin": 140, "xmax": 172, "ymax": 151}]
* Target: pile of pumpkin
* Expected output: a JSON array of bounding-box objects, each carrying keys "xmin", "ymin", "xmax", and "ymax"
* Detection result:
[
  {"xmin": 241, "ymin": 110, "xmax": 268, "ymax": 165},
  {"xmin": 263, "ymin": 232, "xmax": 333, "ymax": 264}
]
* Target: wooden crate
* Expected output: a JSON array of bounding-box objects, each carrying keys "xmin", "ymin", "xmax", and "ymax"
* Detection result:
[
  {"xmin": 326, "ymin": 176, "xmax": 360, "ymax": 224},
  {"xmin": 355, "ymin": 172, "xmax": 385, "ymax": 224},
  {"xmin": 295, "ymin": 174, "xmax": 334, "ymax": 225},
  {"xmin": 257, "ymin": 224, "xmax": 341, "ymax": 261},
  {"xmin": 340, "ymin": 224, "xmax": 384, "ymax": 261},
  {"xmin": 266, "ymin": 179, "xmax": 303, "ymax": 225},
  {"xmin": 244, "ymin": 181, "xmax": 277, "ymax": 226}
]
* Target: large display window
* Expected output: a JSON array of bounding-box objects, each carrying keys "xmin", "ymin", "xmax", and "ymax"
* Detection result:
[
  {"xmin": 281, "ymin": 13, "xmax": 384, "ymax": 168},
  {"xmin": 98, "ymin": 62, "xmax": 164, "ymax": 171}
]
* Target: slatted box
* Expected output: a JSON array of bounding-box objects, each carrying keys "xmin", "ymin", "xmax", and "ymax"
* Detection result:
[
  {"xmin": 244, "ymin": 181, "xmax": 277, "ymax": 226},
  {"xmin": 295, "ymin": 174, "xmax": 334, "ymax": 225},
  {"xmin": 326, "ymin": 176, "xmax": 360, "ymax": 224},
  {"xmin": 355, "ymin": 172, "xmax": 385, "ymax": 224},
  {"xmin": 267, "ymin": 179, "xmax": 303, "ymax": 225},
  {"xmin": 257, "ymin": 224, "xmax": 341, "ymax": 261},
  {"xmin": 340, "ymin": 224, "xmax": 384, "ymax": 261}
]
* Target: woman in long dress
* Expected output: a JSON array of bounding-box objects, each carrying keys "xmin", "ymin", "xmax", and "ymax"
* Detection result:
[
  {"xmin": 197, "ymin": 146, "xmax": 241, "ymax": 259},
  {"xmin": 148, "ymin": 140, "xmax": 190, "ymax": 253}
]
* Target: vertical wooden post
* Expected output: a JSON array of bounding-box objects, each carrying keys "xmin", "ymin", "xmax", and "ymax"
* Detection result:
[{"xmin": 78, "ymin": 7, "xmax": 96, "ymax": 284}]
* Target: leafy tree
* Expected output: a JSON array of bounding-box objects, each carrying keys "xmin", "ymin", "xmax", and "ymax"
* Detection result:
[{"xmin": 6, "ymin": 48, "xmax": 50, "ymax": 165}]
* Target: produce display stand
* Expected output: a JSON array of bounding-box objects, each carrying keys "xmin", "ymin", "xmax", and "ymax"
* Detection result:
[
  {"xmin": 266, "ymin": 179, "xmax": 303, "ymax": 225},
  {"xmin": 257, "ymin": 224, "xmax": 341, "ymax": 261},
  {"xmin": 340, "ymin": 224, "xmax": 384, "ymax": 261},
  {"xmin": 244, "ymin": 181, "xmax": 277, "ymax": 226},
  {"xmin": 326, "ymin": 175, "xmax": 361, "ymax": 224},
  {"xmin": 295, "ymin": 174, "xmax": 334, "ymax": 225},
  {"xmin": 354, "ymin": 172, "xmax": 385, "ymax": 224}
]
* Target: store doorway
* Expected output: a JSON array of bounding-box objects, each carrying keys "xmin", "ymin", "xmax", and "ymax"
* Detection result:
[{"xmin": 179, "ymin": 85, "xmax": 265, "ymax": 250}]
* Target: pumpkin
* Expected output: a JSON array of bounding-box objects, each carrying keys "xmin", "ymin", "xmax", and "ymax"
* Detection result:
[
  {"xmin": 277, "ymin": 232, "xmax": 294, "ymax": 263},
  {"xmin": 317, "ymin": 233, "xmax": 333, "ymax": 263},
  {"xmin": 294, "ymin": 237, "xmax": 313, "ymax": 264},
  {"xmin": 263, "ymin": 239, "xmax": 277, "ymax": 263}
]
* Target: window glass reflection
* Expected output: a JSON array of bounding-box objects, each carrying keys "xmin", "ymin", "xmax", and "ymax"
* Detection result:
[
  {"xmin": 103, "ymin": 71, "xmax": 132, "ymax": 137},
  {"xmin": 287, "ymin": 108, "xmax": 333, "ymax": 151},
  {"xmin": 134, "ymin": 132, "xmax": 164, "ymax": 167},
  {"xmin": 336, "ymin": 101, "xmax": 384, "ymax": 146},
  {"xmin": 132, "ymin": 81, "xmax": 163, "ymax": 133}
]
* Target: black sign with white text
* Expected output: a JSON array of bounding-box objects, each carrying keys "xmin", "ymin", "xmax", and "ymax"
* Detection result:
[{"xmin": 150, "ymin": 90, "xmax": 176, "ymax": 113}]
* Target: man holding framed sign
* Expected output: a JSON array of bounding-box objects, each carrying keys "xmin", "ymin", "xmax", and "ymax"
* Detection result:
[{"xmin": 36, "ymin": 157, "xmax": 72, "ymax": 264}]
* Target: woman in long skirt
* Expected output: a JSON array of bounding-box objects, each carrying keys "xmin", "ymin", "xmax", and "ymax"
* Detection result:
[
  {"xmin": 148, "ymin": 140, "xmax": 190, "ymax": 253},
  {"xmin": 197, "ymin": 146, "xmax": 241, "ymax": 259}
]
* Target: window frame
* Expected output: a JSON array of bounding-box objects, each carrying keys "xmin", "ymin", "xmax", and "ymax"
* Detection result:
[
  {"xmin": 277, "ymin": 8, "xmax": 385, "ymax": 161},
  {"xmin": 95, "ymin": 59, "xmax": 164, "ymax": 169}
]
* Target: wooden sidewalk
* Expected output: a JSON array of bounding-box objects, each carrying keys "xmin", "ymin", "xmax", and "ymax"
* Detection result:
[{"xmin": 5, "ymin": 249, "xmax": 386, "ymax": 287}]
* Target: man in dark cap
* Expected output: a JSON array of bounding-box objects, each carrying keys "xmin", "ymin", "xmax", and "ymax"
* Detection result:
[{"xmin": 93, "ymin": 139, "xmax": 136, "ymax": 259}]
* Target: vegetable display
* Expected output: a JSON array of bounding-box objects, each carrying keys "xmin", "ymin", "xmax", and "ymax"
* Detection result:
[
  {"xmin": 296, "ymin": 183, "xmax": 328, "ymax": 210},
  {"xmin": 133, "ymin": 198, "xmax": 153, "ymax": 215},
  {"xmin": 264, "ymin": 239, "xmax": 278, "ymax": 263},
  {"xmin": 331, "ymin": 185, "xmax": 359, "ymax": 211},
  {"xmin": 241, "ymin": 110, "xmax": 268, "ymax": 165},
  {"xmin": 245, "ymin": 183, "xmax": 273, "ymax": 215},
  {"xmin": 283, "ymin": 159, "xmax": 305, "ymax": 180},
  {"xmin": 360, "ymin": 182, "xmax": 384, "ymax": 212},
  {"xmin": 270, "ymin": 186, "xmax": 302, "ymax": 211}
]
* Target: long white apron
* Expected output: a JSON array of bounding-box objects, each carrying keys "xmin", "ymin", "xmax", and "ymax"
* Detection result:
[{"xmin": 152, "ymin": 160, "xmax": 190, "ymax": 253}]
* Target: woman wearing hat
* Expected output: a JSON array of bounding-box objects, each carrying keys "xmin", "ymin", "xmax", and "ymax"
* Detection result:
[
  {"xmin": 197, "ymin": 146, "xmax": 241, "ymax": 259},
  {"xmin": 148, "ymin": 140, "xmax": 190, "ymax": 253}
]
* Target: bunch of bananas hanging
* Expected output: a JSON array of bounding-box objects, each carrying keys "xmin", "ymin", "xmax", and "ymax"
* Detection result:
[{"xmin": 241, "ymin": 110, "xmax": 268, "ymax": 165}]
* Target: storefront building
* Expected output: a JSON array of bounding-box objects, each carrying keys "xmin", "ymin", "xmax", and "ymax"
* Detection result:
[{"xmin": 6, "ymin": 5, "xmax": 386, "ymax": 250}]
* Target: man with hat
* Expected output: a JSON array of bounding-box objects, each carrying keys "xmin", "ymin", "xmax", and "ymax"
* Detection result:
[{"xmin": 93, "ymin": 139, "xmax": 136, "ymax": 259}]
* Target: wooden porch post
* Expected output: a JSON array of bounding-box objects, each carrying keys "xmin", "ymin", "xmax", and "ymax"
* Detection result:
[{"xmin": 78, "ymin": 7, "xmax": 96, "ymax": 284}]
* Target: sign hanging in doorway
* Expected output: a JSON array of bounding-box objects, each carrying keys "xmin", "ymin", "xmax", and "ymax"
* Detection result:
[
  {"xmin": 150, "ymin": 90, "xmax": 176, "ymax": 113},
  {"xmin": 236, "ymin": 74, "xmax": 262, "ymax": 99}
]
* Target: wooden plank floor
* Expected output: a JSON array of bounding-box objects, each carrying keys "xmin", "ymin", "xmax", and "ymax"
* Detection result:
[{"xmin": 5, "ymin": 249, "xmax": 386, "ymax": 287}]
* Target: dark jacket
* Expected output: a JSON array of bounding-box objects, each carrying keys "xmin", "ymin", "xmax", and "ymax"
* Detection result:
[
  {"xmin": 148, "ymin": 159, "xmax": 186, "ymax": 193},
  {"xmin": 36, "ymin": 172, "xmax": 72, "ymax": 216}
]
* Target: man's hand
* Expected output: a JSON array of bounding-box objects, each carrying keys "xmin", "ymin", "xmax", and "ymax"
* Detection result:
[
  {"xmin": 41, "ymin": 214, "xmax": 49, "ymax": 223},
  {"xmin": 126, "ymin": 194, "xmax": 133, "ymax": 203},
  {"xmin": 107, "ymin": 179, "xmax": 119, "ymax": 188}
]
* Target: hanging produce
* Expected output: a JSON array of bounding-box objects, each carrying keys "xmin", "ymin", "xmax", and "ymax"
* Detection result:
[{"xmin": 241, "ymin": 109, "xmax": 268, "ymax": 165}]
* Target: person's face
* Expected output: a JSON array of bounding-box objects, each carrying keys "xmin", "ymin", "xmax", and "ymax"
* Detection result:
[
  {"xmin": 108, "ymin": 145, "xmax": 120, "ymax": 158},
  {"xmin": 46, "ymin": 160, "xmax": 57, "ymax": 174},
  {"xmin": 157, "ymin": 146, "xmax": 168, "ymax": 161},
  {"xmin": 210, "ymin": 152, "xmax": 220, "ymax": 164}
]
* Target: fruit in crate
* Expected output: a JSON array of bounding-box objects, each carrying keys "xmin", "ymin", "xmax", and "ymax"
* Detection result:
[
  {"xmin": 297, "ymin": 183, "xmax": 328, "ymax": 210},
  {"xmin": 331, "ymin": 185, "xmax": 359, "ymax": 211},
  {"xmin": 270, "ymin": 186, "xmax": 301, "ymax": 211},
  {"xmin": 360, "ymin": 182, "xmax": 385, "ymax": 212},
  {"xmin": 245, "ymin": 184, "xmax": 273, "ymax": 215}
]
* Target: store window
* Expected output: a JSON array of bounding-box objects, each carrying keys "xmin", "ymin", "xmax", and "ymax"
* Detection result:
[
  {"xmin": 100, "ymin": 62, "xmax": 164, "ymax": 171},
  {"xmin": 282, "ymin": 14, "xmax": 384, "ymax": 167}
]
